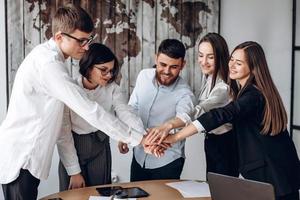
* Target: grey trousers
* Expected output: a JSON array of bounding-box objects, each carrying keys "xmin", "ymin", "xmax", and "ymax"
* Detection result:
[
  {"xmin": 59, "ymin": 130, "xmax": 112, "ymax": 191},
  {"xmin": 2, "ymin": 169, "xmax": 40, "ymax": 200}
]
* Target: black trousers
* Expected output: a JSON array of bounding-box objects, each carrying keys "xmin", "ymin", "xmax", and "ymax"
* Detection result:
[
  {"xmin": 59, "ymin": 131, "xmax": 111, "ymax": 191},
  {"xmin": 277, "ymin": 191, "xmax": 299, "ymax": 200},
  {"xmin": 2, "ymin": 169, "xmax": 40, "ymax": 200},
  {"xmin": 130, "ymin": 156, "xmax": 185, "ymax": 181},
  {"xmin": 204, "ymin": 130, "xmax": 239, "ymax": 179}
]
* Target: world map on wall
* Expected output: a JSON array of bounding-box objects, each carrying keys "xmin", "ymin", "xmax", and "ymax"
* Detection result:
[{"xmin": 26, "ymin": 0, "xmax": 213, "ymax": 67}]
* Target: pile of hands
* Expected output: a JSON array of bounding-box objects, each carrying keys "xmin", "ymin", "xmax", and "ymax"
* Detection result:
[
  {"xmin": 118, "ymin": 123, "xmax": 178, "ymax": 158},
  {"xmin": 69, "ymin": 123, "xmax": 179, "ymax": 189}
]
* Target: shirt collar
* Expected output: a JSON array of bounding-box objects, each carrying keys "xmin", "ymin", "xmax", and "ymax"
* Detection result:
[{"xmin": 48, "ymin": 38, "xmax": 66, "ymax": 63}]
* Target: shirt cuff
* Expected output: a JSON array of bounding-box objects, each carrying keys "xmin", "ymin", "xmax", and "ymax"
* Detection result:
[
  {"xmin": 65, "ymin": 164, "xmax": 81, "ymax": 176},
  {"xmin": 176, "ymin": 113, "xmax": 192, "ymax": 125},
  {"xmin": 128, "ymin": 128, "xmax": 144, "ymax": 147},
  {"xmin": 192, "ymin": 120, "xmax": 205, "ymax": 133}
]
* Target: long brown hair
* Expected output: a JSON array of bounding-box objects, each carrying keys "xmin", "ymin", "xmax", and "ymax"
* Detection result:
[
  {"xmin": 198, "ymin": 33, "xmax": 229, "ymax": 90},
  {"xmin": 229, "ymin": 41, "xmax": 287, "ymax": 135}
]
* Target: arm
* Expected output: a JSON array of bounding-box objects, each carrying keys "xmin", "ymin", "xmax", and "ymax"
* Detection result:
[
  {"xmin": 147, "ymin": 91, "xmax": 196, "ymax": 144},
  {"xmin": 112, "ymin": 84, "xmax": 145, "ymax": 133},
  {"xmin": 40, "ymin": 62, "xmax": 143, "ymax": 147},
  {"xmin": 146, "ymin": 117, "xmax": 185, "ymax": 144},
  {"xmin": 165, "ymin": 88, "xmax": 262, "ymax": 143},
  {"xmin": 198, "ymin": 88, "xmax": 262, "ymax": 132},
  {"xmin": 165, "ymin": 122, "xmax": 200, "ymax": 144},
  {"xmin": 194, "ymin": 83, "xmax": 230, "ymax": 118},
  {"xmin": 56, "ymin": 106, "xmax": 85, "ymax": 189}
]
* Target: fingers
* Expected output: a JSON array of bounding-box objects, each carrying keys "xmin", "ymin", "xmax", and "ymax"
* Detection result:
[
  {"xmin": 118, "ymin": 142, "xmax": 129, "ymax": 154},
  {"xmin": 143, "ymin": 143, "xmax": 167, "ymax": 157},
  {"xmin": 122, "ymin": 144, "xmax": 129, "ymax": 154},
  {"xmin": 159, "ymin": 142, "xmax": 171, "ymax": 149},
  {"xmin": 68, "ymin": 180, "xmax": 84, "ymax": 190},
  {"xmin": 145, "ymin": 128, "xmax": 161, "ymax": 144},
  {"xmin": 158, "ymin": 132, "xmax": 169, "ymax": 144}
]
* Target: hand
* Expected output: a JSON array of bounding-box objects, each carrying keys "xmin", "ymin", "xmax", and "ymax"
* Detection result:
[
  {"xmin": 118, "ymin": 141, "xmax": 129, "ymax": 154},
  {"xmin": 163, "ymin": 134, "xmax": 177, "ymax": 144},
  {"xmin": 146, "ymin": 123, "xmax": 173, "ymax": 144},
  {"xmin": 144, "ymin": 144, "xmax": 167, "ymax": 157},
  {"xmin": 69, "ymin": 173, "xmax": 85, "ymax": 190}
]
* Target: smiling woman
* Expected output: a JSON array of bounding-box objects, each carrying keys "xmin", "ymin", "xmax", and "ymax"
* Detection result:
[
  {"xmin": 58, "ymin": 43, "xmax": 145, "ymax": 192},
  {"xmin": 164, "ymin": 41, "xmax": 300, "ymax": 200}
]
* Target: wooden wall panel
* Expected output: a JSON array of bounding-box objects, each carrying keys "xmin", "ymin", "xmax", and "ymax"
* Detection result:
[
  {"xmin": 6, "ymin": 0, "xmax": 219, "ymax": 99},
  {"xmin": 7, "ymin": 0, "xmax": 24, "ymax": 96},
  {"xmin": 24, "ymin": 0, "xmax": 41, "ymax": 55}
]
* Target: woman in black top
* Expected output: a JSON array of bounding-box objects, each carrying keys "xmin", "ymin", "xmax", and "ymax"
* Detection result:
[{"xmin": 162, "ymin": 41, "xmax": 300, "ymax": 200}]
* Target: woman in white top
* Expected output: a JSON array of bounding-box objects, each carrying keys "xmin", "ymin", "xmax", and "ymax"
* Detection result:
[
  {"xmin": 58, "ymin": 43, "xmax": 145, "ymax": 191},
  {"xmin": 195, "ymin": 33, "xmax": 238, "ymax": 177}
]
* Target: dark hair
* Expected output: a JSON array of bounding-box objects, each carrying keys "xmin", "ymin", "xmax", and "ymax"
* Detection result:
[
  {"xmin": 52, "ymin": 3, "xmax": 94, "ymax": 35},
  {"xmin": 198, "ymin": 32, "xmax": 229, "ymax": 91},
  {"xmin": 229, "ymin": 41, "xmax": 287, "ymax": 135},
  {"xmin": 157, "ymin": 39, "xmax": 186, "ymax": 60},
  {"xmin": 79, "ymin": 43, "xmax": 119, "ymax": 83}
]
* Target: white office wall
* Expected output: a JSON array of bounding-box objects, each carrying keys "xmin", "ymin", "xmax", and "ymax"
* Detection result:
[
  {"xmin": 0, "ymin": 0, "xmax": 7, "ymax": 123},
  {"xmin": 220, "ymin": 0, "xmax": 299, "ymax": 156},
  {"xmin": 0, "ymin": 0, "xmax": 298, "ymax": 199},
  {"xmin": 0, "ymin": 1, "xmax": 6, "ymax": 200}
]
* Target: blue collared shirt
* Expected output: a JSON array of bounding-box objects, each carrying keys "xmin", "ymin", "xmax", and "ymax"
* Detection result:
[{"xmin": 129, "ymin": 68, "xmax": 196, "ymax": 169}]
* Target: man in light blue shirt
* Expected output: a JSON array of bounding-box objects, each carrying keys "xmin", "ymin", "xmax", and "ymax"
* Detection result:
[{"xmin": 118, "ymin": 39, "xmax": 195, "ymax": 181}]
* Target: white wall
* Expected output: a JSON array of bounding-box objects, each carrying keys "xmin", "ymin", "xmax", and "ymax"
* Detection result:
[
  {"xmin": 0, "ymin": 1, "xmax": 6, "ymax": 200},
  {"xmin": 220, "ymin": 0, "xmax": 300, "ymax": 156},
  {"xmin": 220, "ymin": 0, "xmax": 292, "ymax": 115},
  {"xmin": 0, "ymin": 0, "xmax": 298, "ymax": 199},
  {"xmin": 0, "ymin": 0, "xmax": 7, "ymax": 123}
]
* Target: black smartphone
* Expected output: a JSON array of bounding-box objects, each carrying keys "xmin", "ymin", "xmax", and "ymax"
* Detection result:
[
  {"xmin": 96, "ymin": 186, "xmax": 123, "ymax": 196},
  {"xmin": 119, "ymin": 187, "xmax": 149, "ymax": 198},
  {"xmin": 48, "ymin": 198, "xmax": 63, "ymax": 200}
]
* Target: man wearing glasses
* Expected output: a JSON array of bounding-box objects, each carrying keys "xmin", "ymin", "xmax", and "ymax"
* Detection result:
[{"xmin": 0, "ymin": 4, "xmax": 149, "ymax": 200}]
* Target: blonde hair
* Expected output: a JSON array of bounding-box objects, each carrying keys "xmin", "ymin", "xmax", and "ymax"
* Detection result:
[{"xmin": 52, "ymin": 4, "xmax": 94, "ymax": 35}]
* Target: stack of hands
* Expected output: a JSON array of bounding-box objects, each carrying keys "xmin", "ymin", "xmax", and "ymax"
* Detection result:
[
  {"xmin": 118, "ymin": 123, "xmax": 179, "ymax": 157},
  {"xmin": 70, "ymin": 123, "xmax": 180, "ymax": 189}
]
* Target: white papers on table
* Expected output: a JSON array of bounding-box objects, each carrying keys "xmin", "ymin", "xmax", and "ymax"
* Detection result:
[
  {"xmin": 166, "ymin": 180, "xmax": 211, "ymax": 198},
  {"xmin": 88, "ymin": 196, "xmax": 136, "ymax": 200}
]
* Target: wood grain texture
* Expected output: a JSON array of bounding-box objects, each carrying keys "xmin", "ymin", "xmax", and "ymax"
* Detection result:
[{"xmin": 6, "ymin": 0, "xmax": 219, "ymax": 98}]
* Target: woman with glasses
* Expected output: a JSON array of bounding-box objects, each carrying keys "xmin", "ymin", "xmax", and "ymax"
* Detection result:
[{"xmin": 58, "ymin": 43, "xmax": 145, "ymax": 191}]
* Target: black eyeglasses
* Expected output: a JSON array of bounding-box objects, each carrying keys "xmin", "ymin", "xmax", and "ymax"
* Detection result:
[
  {"xmin": 94, "ymin": 66, "xmax": 114, "ymax": 77},
  {"xmin": 61, "ymin": 32, "xmax": 95, "ymax": 47}
]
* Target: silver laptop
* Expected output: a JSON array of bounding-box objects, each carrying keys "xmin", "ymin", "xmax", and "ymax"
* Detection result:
[{"xmin": 207, "ymin": 172, "xmax": 275, "ymax": 200}]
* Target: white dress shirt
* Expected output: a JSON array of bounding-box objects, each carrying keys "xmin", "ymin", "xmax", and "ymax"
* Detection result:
[
  {"xmin": 0, "ymin": 39, "xmax": 143, "ymax": 184},
  {"xmin": 129, "ymin": 68, "xmax": 195, "ymax": 169},
  {"xmin": 194, "ymin": 75, "xmax": 232, "ymax": 134},
  {"xmin": 69, "ymin": 76, "xmax": 145, "ymax": 136}
]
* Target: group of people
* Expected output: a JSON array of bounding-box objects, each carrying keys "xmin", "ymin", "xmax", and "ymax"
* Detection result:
[{"xmin": 0, "ymin": 3, "xmax": 299, "ymax": 200}]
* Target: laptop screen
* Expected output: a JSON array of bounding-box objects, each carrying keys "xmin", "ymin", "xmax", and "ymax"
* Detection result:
[{"xmin": 207, "ymin": 172, "xmax": 275, "ymax": 200}]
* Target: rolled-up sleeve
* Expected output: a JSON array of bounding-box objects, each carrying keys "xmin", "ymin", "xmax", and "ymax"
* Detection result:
[
  {"xmin": 195, "ymin": 83, "xmax": 229, "ymax": 118},
  {"xmin": 113, "ymin": 85, "xmax": 145, "ymax": 134},
  {"xmin": 176, "ymin": 92, "xmax": 196, "ymax": 124}
]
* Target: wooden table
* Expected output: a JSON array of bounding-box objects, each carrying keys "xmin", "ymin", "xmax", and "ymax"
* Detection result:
[{"xmin": 40, "ymin": 179, "xmax": 211, "ymax": 200}]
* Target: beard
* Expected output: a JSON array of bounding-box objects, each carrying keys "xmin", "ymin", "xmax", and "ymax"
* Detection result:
[{"xmin": 156, "ymin": 72, "xmax": 178, "ymax": 86}]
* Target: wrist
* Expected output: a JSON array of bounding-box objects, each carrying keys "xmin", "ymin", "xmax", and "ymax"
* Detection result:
[
  {"xmin": 164, "ymin": 122, "xmax": 173, "ymax": 131},
  {"xmin": 172, "ymin": 134, "xmax": 179, "ymax": 143}
]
